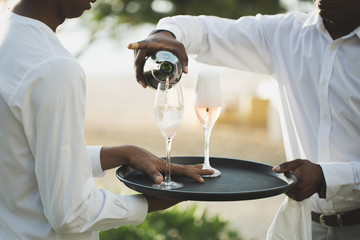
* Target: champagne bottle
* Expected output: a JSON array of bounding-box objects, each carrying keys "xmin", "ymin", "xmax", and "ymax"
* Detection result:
[{"xmin": 143, "ymin": 51, "xmax": 182, "ymax": 89}]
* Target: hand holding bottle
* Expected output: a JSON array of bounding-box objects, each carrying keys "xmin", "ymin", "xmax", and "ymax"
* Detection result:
[
  {"xmin": 143, "ymin": 51, "xmax": 182, "ymax": 89},
  {"xmin": 128, "ymin": 30, "xmax": 189, "ymax": 88}
]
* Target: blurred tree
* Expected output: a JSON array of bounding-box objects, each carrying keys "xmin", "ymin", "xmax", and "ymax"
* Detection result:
[
  {"xmin": 88, "ymin": 0, "xmax": 285, "ymax": 25},
  {"xmin": 76, "ymin": 0, "xmax": 285, "ymax": 57}
]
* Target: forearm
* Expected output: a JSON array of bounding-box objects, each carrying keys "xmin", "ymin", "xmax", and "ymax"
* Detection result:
[
  {"xmin": 99, "ymin": 145, "xmax": 137, "ymax": 171},
  {"xmin": 157, "ymin": 15, "xmax": 272, "ymax": 74},
  {"xmin": 60, "ymin": 190, "xmax": 147, "ymax": 233},
  {"xmin": 87, "ymin": 145, "xmax": 139, "ymax": 175},
  {"xmin": 38, "ymin": 144, "xmax": 148, "ymax": 232},
  {"xmin": 157, "ymin": 15, "xmax": 208, "ymax": 56}
]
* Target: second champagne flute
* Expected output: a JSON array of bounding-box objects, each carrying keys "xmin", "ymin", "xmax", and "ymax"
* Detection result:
[
  {"xmin": 154, "ymin": 81, "xmax": 184, "ymax": 189},
  {"xmin": 195, "ymin": 69, "xmax": 222, "ymax": 177}
]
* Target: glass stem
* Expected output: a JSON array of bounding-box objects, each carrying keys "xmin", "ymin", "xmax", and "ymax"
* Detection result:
[
  {"xmin": 203, "ymin": 127, "xmax": 213, "ymax": 169},
  {"xmin": 164, "ymin": 137, "xmax": 173, "ymax": 183}
]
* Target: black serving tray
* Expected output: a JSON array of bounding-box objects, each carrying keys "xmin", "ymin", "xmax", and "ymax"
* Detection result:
[{"xmin": 116, "ymin": 156, "xmax": 297, "ymax": 201}]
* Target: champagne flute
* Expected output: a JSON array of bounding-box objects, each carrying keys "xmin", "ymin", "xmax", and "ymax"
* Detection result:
[
  {"xmin": 195, "ymin": 69, "xmax": 222, "ymax": 177},
  {"xmin": 154, "ymin": 81, "xmax": 184, "ymax": 189}
]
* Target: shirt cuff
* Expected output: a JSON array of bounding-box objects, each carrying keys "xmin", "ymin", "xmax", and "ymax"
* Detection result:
[
  {"xmin": 87, "ymin": 146, "xmax": 105, "ymax": 178},
  {"xmin": 157, "ymin": 18, "xmax": 183, "ymax": 41},
  {"xmin": 350, "ymin": 161, "xmax": 360, "ymax": 190},
  {"xmin": 319, "ymin": 162, "xmax": 355, "ymax": 200},
  {"xmin": 121, "ymin": 194, "xmax": 148, "ymax": 225}
]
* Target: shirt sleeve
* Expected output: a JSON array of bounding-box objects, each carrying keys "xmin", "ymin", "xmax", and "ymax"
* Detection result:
[
  {"xmin": 157, "ymin": 14, "xmax": 274, "ymax": 75},
  {"xmin": 319, "ymin": 161, "xmax": 360, "ymax": 200},
  {"xmin": 10, "ymin": 57, "xmax": 148, "ymax": 233},
  {"xmin": 87, "ymin": 146, "xmax": 106, "ymax": 178}
]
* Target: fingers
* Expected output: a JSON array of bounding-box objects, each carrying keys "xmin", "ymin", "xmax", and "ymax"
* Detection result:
[
  {"xmin": 171, "ymin": 164, "xmax": 214, "ymax": 183},
  {"xmin": 133, "ymin": 49, "xmax": 148, "ymax": 88},
  {"xmin": 128, "ymin": 40, "xmax": 153, "ymax": 87},
  {"xmin": 186, "ymin": 164, "xmax": 204, "ymax": 169},
  {"xmin": 273, "ymin": 159, "xmax": 304, "ymax": 173},
  {"xmin": 286, "ymin": 183, "xmax": 318, "ymax": 201},
  {"xmin": 127, "ymin": 40, "xmax": 149, "ymax": 50},
  {"xmin": 122, "ymin": 146, "xmax": 212, "ymax": 185},
  {"xmin": 127, "ymin": 30, "xmax": 175, "ymax": 50},
  {"xmin": 175, "ymin": 44, "xmax": 188, "ymax": 74},
  {"xmin": 274, "ymin": 159, "xmax": 324, "ymax": 201},
  {"xmin": 141, "ymin": 159, "xmax": 165, "ymax": 184},
  {"xmin": 141, "ymin": 169, "xmax": 162, "ymax": 184},
  {"xmin": 128, "ymin": 30, "xmax": 189, "ymax": 87},
  {"xmin": 145, "ymin": 163, "xmax": 212, "ymax": 184},
  {"xmin": 127, "ymin": 42, "xmax": 139, "ymax": 50},
  {"xmin": 285, "ymin": 191, "xmax": 302, "ymax": 201},
  {"xmin": 177, "ymin": 167, "xmax": 205, "ymax": 183},
  {"xmin": 150, "ymin": 170, "xmax": 164, "ymax": 184},
  {"xmin": 144, "ymin": 168, "xmax": 164, "ymax": 184},
  {"xmin": 127, "ymin": 39, "xmax": 164, "ymax": 51},
  {"xmin": 285, "ymin": 185, "xmax": 307, "ymax": 201}
]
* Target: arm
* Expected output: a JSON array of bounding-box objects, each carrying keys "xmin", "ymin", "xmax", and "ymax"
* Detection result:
[
  {"xmin": 87, "ymin": 145, "xmax": 212, "ymax": 184},
  {"xmin": 16, "ymin": 58, "xmax": 149, "ymax": 233},
  {"xmin": 128, "ymin": 15, "xmax": 274, "ymax": 87},
  {"xmin": 156, "ymin": 15, "xmax": 272, "ymax": 72},
  {"xmin": 318, "ymin": 161, "xmax": 359, "ymax": 200},
  {"xmin": 99, "ymin": 145, "xmax": 212, "ymax": 184}
]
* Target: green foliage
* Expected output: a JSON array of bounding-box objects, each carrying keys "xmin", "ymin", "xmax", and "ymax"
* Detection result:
[
  {"xmin": 99, "ymin": 205, "xmax": 245, "ymax": 240},
  {"xmin": 87, "ymin": 0, "xmax": 285, "ymax": 25},
  {"xmin": 85, "ymin": 0, "xmax": 285, "ymax": 27}
]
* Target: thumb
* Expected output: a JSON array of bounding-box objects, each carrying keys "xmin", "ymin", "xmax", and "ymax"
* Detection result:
[
  {"xmin": 127, "ymin": 42, "xmax": 140, "ymax": 50},
  {"xmin": 147, "ymin": 169, "xmax": 164, "ymax": 184},
  {"xmin": 153, "ymin": 174, "xmax": 164, "ymax": 184},
  {"xmin": 128, "ymin": 41, "xmax": 148, "ymax": 50},
  {"xmin": 128, "ymin": 40, "xmax": 152, "ymax": 50},
  {"xmin": 273, "ymin": 159, "xmax": 304, "ymax": 173}
]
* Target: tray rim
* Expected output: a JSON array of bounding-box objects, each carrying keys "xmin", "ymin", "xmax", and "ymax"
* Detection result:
[{"xmin": 116, "ymin": 156, "xmax": 297, "ymax": 201}]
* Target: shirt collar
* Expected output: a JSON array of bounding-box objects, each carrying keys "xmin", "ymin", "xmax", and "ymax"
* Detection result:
[
  {"xmin": 313, "ymin": 10, "xmax": 360, "ymax": 40},
  {"xmin": 313, "ymin": 11, "xmax": 332, "ymax": 40}
]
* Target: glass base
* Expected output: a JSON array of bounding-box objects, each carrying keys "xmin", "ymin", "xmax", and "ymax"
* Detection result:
[
  {"xmin": 153, "ymin": 180, "xmax": 183, "ymax": 190},
  {"xmin": 202, "ymin": 167, "xmax": 221, "ymax": 178}
]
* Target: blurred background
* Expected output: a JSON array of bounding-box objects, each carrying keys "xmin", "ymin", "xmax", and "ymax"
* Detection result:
[{"xmin": 1, "ymin": 0, "xmax": 315, "ymax": 239}]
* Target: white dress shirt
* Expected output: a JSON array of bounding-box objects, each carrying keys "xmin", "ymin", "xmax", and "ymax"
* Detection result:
[
  {"xmin": 0, "ymin": 11, "xmax": 147, "ymax": 240},
  {"xmin": 157, "ymin": 11, "xmax": 360, "ymax": 214}
]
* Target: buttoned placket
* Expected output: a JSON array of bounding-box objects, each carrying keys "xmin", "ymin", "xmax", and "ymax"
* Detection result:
[
  {"xmin": 317, "ymin": 42, "xmax": 338, "ymax": 164},
  {"xmin": 316, "ymin": 40, "xmax": 338, "ymax": 212}
]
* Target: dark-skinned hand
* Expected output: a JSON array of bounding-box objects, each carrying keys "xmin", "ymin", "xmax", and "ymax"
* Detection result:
[
  {"xmin": 273, "ymin": 159, "xmax": 325, "ymax": 201},
  {"xmin": 127, "ymin": 30, "xmax": 188, "ymax": 88},
  {"xmin": 100, "ymin": 145, "xmax": 213, "ymax": 184},
  {"xmin": 100, "ymin": 145, "xmax": 213, "ymax": 213}
]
